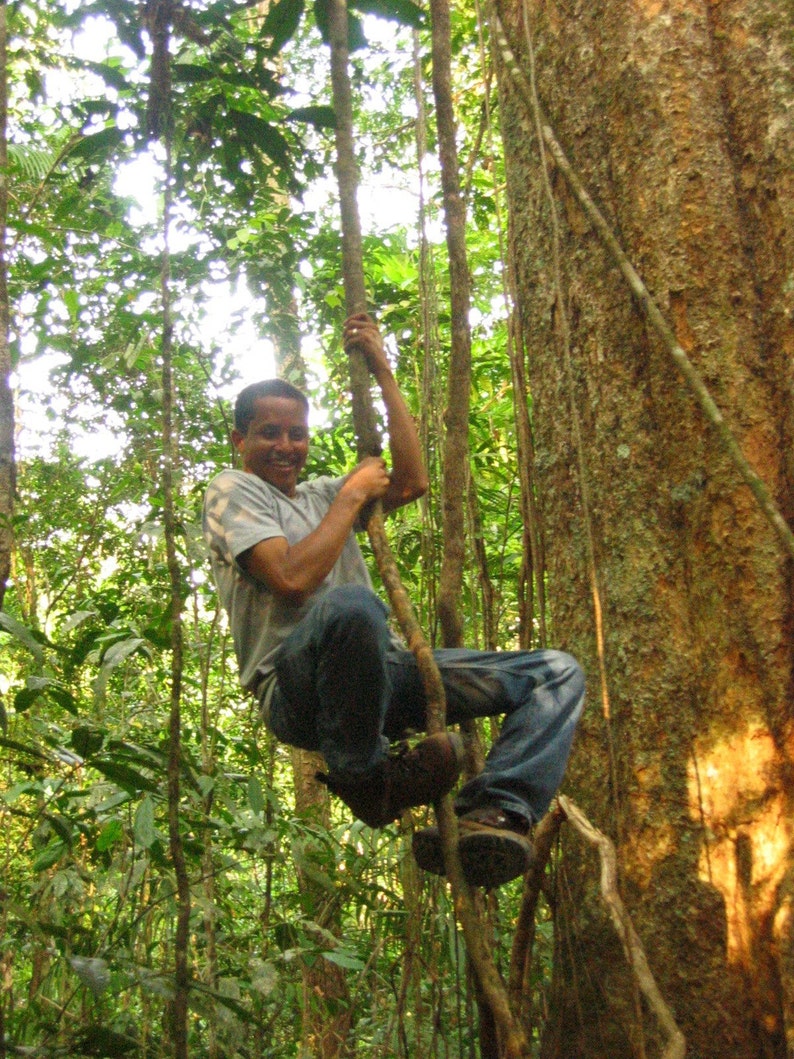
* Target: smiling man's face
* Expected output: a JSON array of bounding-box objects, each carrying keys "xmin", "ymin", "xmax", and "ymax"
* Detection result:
[{"xmin": 231, "ymin": 395, "xmax": 309, "ymax": 497}]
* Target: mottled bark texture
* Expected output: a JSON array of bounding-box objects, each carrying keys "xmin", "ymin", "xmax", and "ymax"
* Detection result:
[{"xmin": 493, "ymin": 1, "xmax": 793, "ymax": 1056}]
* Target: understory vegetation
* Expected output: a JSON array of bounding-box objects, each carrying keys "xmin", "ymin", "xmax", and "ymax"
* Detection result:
[{"xmin": 1, "ymin": 1, "xmax": 550, "ymax": 1055}]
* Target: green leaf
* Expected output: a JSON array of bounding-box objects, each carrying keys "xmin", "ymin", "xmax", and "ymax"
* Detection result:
[
  {"xmin": 248, "ymin": 775, "xmax": 265, "ymax": 814},
  {"xmin": 70, "ymin": 956, "xmax": 111, "ymax": 997},
  {"xmin": 134, "ymin": 795, "xmax": 156, "ymax": 849},
  {"xmin": 0, "ymin": 736, "xmax": 50, "ymax": 763},
  {"xmin": 14, "ymin": 677, "xmax": 78, "ymax": 716},
  {"xmin": 101, "ymin": 637, "xmax": 147, "ymax": 669},
  {"xmin": 72, "ymin": 725, "xmax": 106, "ymax": 758},
  {"xmin": 47, "ymin": 684, "xmax": 79, "ymax": 716},
  {"xmin": 14, "ymin": 686, "xmax": 44, "ymax": 712},
  {"xmin": 96, "ymin": 818, "xmax": 124, "ymax": 851},
  {"xmin": 93, "ymin": 758, "xmax": 159, "ymax": 794},
  {"xmin": 33, "ymin": 840, "xmax": 67, "ymax": 872},
  {"xmin": 44, "ymin": 812, "xmax": 74, "ymax": 847},
  {"xmin": 0, "ymin": 612, "xmax": 44, "ymax": 661},
  {"xmin": 82, "ymin": 58, "xmax": 133, "ymax": 93},
  {"xmin": 65, "ymin": 125, "xmax": 126, "ymax": 164},
  {"xmin": 261, "ymin": 0, "xmax": 305, "ymax": 53},
  {"xmin": 323, "ymin": 949, "xmax": 365, "ymax": 970},
  {"xmin": 287, "ymin": 105, "xmax": 336, "ymax": 130},
  {"xmin": 74, "ymin": 1025, "xmax": 138, "ymax": 1056},
  {"xmin": 63, "ymin": 288, "xmax": 80, "ymax": 322},
  {"xmin": 227, "ymin": 108, "xmax": 291, "ymax": 171},
  {"xmin": 172, "ymin": 62, "xmax": 216, "ymax": 84}
]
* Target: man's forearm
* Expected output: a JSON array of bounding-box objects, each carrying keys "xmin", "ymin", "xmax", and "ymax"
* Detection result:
[
  {"xmin": 244, "ymin": 491, "xmax": 365, "ymax": 602},
  {"xmin": 376, "ymin": 368, "xmax": 428, "ymax": 507}
]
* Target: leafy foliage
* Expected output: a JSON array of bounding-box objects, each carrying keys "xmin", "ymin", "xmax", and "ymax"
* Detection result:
[{"xmin": 0, "ymin": 1, "xmax": 551, "ymax": 1056}]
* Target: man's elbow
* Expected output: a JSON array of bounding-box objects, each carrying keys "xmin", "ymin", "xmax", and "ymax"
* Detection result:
[
  {"xmin": 267, "ymin": 574, "xmax": 312, "ymax": 606},
  {"xmin": 397, "ymin": 475, "xmax": 429, "ymax": 505},
  {"xmin": 410, "ymin": 475, "xmax": 429, "ymax": 501}
]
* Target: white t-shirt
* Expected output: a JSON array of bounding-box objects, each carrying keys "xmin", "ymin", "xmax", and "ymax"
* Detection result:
[{"xmin": 202, "ymin": 469, "xmax": 375, "ymax": 691}]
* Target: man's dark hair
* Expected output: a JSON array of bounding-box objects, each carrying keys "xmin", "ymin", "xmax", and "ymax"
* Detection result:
[{"xmin": 234, "ymin": 379, "xmax": 310, "ymax": 433}]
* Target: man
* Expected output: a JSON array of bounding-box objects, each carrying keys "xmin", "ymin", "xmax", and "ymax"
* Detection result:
[{"xmin": 203, "ymin": 313, "xmax": 584, "ymax": 889}]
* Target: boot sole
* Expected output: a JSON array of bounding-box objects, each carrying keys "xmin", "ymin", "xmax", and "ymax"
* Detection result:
[{"xmin": 412, "ymin": 826, "xmax": 533, "ymax": 889}]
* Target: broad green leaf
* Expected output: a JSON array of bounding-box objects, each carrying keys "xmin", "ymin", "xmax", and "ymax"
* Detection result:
[
  {"xmin": 92, "ymin": 758, "xmax": 159, "ymax": 794},
  {"xmin": 0, "ymin": 612, "xmax": 44, "ymax": 661},
  {"xmin": 33, "ymin": 840, "xmax": 67, "ymax": 872},
  {"xmin": 65, "ymin": 126, "xmax": 125, "ymax": 163},
  {"xmin": 261, "ymin": 0, "xmax": 305, "ymax": 53},
  {"xmin": 70, "ymin": 956, "xmax": 111, "ymax": 997},
  {"xmin": 58, "ymin": 609, "xmax": 97, "ymax": 635},
  {"xmin": 96, "ymin": 818, "xmax": 124, "ymax": 852},
  {"xmin": 323, "ymin": 949, "xmax": 365, "ymax": 971},
  {"xmin": 287, "ymin": 105, "xmax": 336, "ymax": 130},
  {"xmin": 44, "ymin": 812, "xmax": 73, "ymax": 847},
  {"xmin": 14, "ymin": 676, "xmax": 76, "ymax": 716},
  {"xmin": 101, "ymin": 637, "xmax": 146, "ymax": 670},
  {"xmin": 172, "ymin": 62, "xmax": 215, "ymax": 83},
  {"xmin": 62, "ymin": 288, "xmax": 80, "ymax": 322},
  {"xmin": 14, "ymin": 686, "xmax": 45, "ymax": 712},
  {"xmin": 82, "ymin": 58, "xmax": 133, "ymax": 92},
  {"xmin": 71, "ymin": 725, "xmax": 106, "ymax": 758},
  {"xmin": 73, "ymin": 1025, "xmax": 138, "ymax": 1057},
  {"xmin": 134, "ymin": 795, "xmax": 156, "ymax": 849},
  {"xmin": 227, "ymin": 109, "xmax": 291, "ymax": 171},
  {"xmin": 248, "ymin": 775, "xmax": 265, "ymax": 814}
]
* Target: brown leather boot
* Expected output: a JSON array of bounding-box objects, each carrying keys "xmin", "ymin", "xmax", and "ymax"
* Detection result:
[
  {"xmin": 318, "ymin": 732, "xmax": 464, "ymax": 829},
  {"xmin": 412, "ymin": 805, "xmax": 534, "ymax": 888}
]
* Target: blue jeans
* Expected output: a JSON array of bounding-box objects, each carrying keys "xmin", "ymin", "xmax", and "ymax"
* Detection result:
[{"xmin": 269, "ymin": 585, "xmax": 584, "ymax": 827}]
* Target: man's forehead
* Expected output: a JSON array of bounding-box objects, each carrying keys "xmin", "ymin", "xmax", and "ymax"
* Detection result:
[{"xmin": 251, "ymin": 395, "xmax": 309, "ymax": 422}]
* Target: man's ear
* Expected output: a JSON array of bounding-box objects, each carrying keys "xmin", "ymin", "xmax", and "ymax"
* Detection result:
[{"xmin": 231, "ymin": 429, "xmax": 244, "ymax": 452}]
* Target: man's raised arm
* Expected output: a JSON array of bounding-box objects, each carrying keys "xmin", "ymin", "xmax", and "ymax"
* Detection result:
[{"xmin": 343, "ymin": 313, "xmax": 428, "ymax": 512}]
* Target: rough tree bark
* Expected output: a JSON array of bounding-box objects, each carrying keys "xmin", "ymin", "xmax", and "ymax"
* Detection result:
[{"xmin": 493, "ymin": 1, "xmax": 794, "ymax": 1056}]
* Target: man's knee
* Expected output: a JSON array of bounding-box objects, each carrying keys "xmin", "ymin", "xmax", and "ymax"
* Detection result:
[
  {"xmin": 316, "ymin": 585, "xmax": 389, "ymax": 640},
  {"xmin": 546, "ymin": 650, "xmax": 586, "ymax": 711}
]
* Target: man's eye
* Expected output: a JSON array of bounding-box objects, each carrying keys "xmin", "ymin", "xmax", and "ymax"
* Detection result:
[{"xmin": 289, "ymin": 429, "xmax": 308, "ymax": 441}]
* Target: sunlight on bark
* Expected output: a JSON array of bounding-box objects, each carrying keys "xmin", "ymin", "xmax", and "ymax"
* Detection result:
[{"xmin": 688, "ymin": 725, "xmax": 792, "ymax": 962}]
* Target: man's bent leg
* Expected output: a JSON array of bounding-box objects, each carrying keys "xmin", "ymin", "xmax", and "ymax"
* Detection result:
[
  {"xmin": 386, "ymin": 646, "xmax": 584, "ymax": 826},
  {"xmin": 270, "ymin": 585, "xmax": 392, "ymax": 776},
  {"xmin": 447, "ymin": 649, "xmax": 585, "ymax": 827},
  {"xmin": 270, "ymin": 586, "xmax": 464, "ymax": 828},
  {"xmin": 387, "ymin": 647, "xmax": 584, "ymax": 886}
]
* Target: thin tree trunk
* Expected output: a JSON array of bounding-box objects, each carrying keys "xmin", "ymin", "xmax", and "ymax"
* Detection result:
[
  {"xmin": 429, "ymin": 0, "xmax": 471, "ymax": 651},
  {"xmin": 148, "ymin": 3, "xmax": 191, "ymax": 1052},
  {"xmin": 0, "ymin": 0, "xmax": 13, "ymax": 614}
]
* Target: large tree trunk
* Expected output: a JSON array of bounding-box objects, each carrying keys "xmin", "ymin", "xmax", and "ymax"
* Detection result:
[{"xmin": 494, "ymin": 1, "xmax": 794, "ymax": 1056}]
